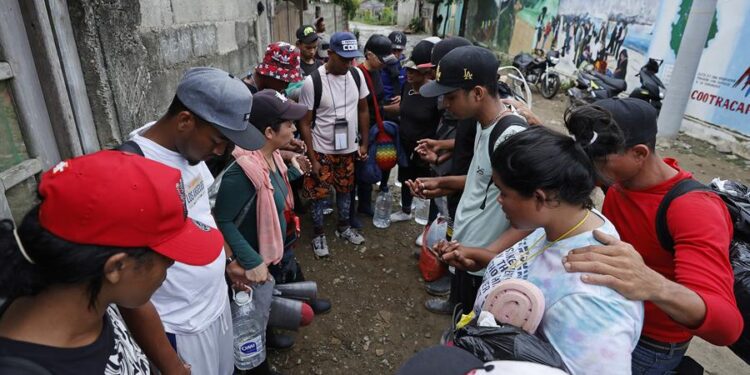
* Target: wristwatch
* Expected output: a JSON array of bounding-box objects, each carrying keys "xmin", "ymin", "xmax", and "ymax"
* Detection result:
[{"xmin": 225, "ymin": 255, "xmax": 235, "ymax": 266}]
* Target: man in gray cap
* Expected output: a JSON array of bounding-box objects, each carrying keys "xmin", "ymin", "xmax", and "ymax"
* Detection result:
[{"xmin": 118, "ymin": 67, "xmax": 263, "ymax": 375}]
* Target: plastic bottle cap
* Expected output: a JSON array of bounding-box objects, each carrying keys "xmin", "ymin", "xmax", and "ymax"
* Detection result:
[{"xmin": 235, "ymin": 290, "xmax": 253, "ymax": 305}]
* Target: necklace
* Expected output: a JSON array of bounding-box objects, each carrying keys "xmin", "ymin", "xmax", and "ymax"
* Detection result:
[
  {"xmin": 509, "ymin": 210, "xmax": 591, "ymax": 270},
  {"xmin": 484, "ymin": 107, "xmax": 509, "ymax": 128},
  {"xmin": 263, "ymin": 154, "xmax": 276, "ymax": 171}
]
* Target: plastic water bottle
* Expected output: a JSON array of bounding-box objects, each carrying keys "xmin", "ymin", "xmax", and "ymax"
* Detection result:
[
  {"xmin": 414, "ymin": 197, "xmax": 429, "ymax": 225},
  {"xmin": 434, "ymin": 196, "xmax": 449, "ymax": 217},
  {"xmin": 373, "ymin": 191, "xmax": 393, "ymax": 228},
  {"xmin": 232, "ymin": 290, "xmax": 266, "ymax": 370}
]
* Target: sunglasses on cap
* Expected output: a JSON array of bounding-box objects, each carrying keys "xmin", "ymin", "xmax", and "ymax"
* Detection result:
[{"xmin": 368, "ymin": 51, "xmax": 397, "ymax": 65}]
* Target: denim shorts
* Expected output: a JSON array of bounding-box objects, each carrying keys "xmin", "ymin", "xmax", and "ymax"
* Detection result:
[{"xmin": 631, "ymin": 338, "xmax": 689, "ymax": 374}]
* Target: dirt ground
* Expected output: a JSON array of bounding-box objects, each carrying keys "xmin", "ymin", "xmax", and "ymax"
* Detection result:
[
  {"xmin": 269, "ymin": 25, "xmax": 749, "ymax": 374},
  {"xmin": 268, "ymin": 92, "xmax": 749, "ymax": 375}
]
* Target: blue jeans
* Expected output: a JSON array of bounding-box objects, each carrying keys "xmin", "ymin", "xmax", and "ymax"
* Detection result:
[{"xmin": 631, "ymin": 340, "xmax": 689, "ymax": 374}]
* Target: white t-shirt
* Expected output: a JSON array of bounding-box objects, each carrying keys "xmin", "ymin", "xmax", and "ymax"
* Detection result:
[
  {"xmin": 130, "ymin": 123, "xmax": 228, "ymax": 334},
  {"xmin": 474, "ymin": 211, "xmax": 644, "ymax": 375},
  {"xmin": 299, "ymin": 65, "xmax": 369, "ymax": 154},
  {"xmin": 453, "ymin": 119, "xmax": 526, "ymax": 276}
]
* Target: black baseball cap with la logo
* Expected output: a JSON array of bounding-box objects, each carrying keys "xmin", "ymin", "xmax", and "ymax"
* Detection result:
[{"xmin": 419, "ymin": 45, "xmax": 499, "ymax": 98}]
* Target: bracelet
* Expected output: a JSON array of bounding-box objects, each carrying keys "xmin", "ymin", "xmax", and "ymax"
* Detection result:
[{"xmin": 225, "ymin": 255, "xmax": 235, "ymax": 266}]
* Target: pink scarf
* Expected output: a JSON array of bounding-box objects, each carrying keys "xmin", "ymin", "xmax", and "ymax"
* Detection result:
[{"xmin": 232, "ymin": 147, "xmax": 294, "ymax": 265}]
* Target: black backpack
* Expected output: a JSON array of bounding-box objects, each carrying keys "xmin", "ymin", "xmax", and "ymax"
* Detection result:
[
  {"xmin": 116, "ymin": 140, "xmax": 144, "ymax": 156},
  {"xmin": 479, "ymin": 114, "xmax": 528, "ymax": 210},
  {"xmin": 487, "ymin": 113, "xmax": 528, "ymax": 161},
  {"xmin": 309, "ymin": 67, "xmax": 361, "ymax": 128},
  {"xmin": 655, "ymin": 178, "xmax": 750, "ymax": 364}
]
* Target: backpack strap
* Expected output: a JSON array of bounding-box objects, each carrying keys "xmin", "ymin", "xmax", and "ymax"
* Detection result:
[
  {"xmin": 349, "ymin": 66, "xmax": 361, "ymax": 91},
  {"xmin": 208, "ymin": 160, "xmax": 237, "ymax": 209},
  {"xmin": 655, "ymin": 179, "xmax": 707, "ymax": 254},
  {"xmin": 116, "ymin": 140, "xmax": 144, "ymax": 156},
  {"xmin": 479, "ymin": 114, "xmax": 528, "ymax": 210},
  {"xmin": 310, "ymin": 67, "xmax": 360, "ymax": 129},
  {"xmin": 487, "ymin": 113, "xmax": 528, "ymax": 161},
  {"xmin": 311, "ymin": 69, "xmax": 323, "ymax": 129},
  {"xmin": 234, "ymin": 191, "xmax": 258, "ymax": 227}
]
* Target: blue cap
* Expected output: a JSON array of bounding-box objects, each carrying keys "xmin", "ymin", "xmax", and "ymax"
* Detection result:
[{"xmin": 328, "ymin": 32, "xmax": 363, "ymax": 59}]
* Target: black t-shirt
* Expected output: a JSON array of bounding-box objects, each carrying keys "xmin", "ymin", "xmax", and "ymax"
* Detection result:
[
  {"xmin": 450, "ymin": 118, "xmax": 478, "ymax": 177},
  {"xmin": 0, "ymin": 307, "xmax": 150, "ymax": 374},
  {"xmin": 301, "ymin": 60, "xmax": 322, "ymax": 76},
  {"xmin": 398, "ymin": 83, "xmax": 441, "ymax": 142},
  {"xmin": 447, "ymin": 117, "xmax": 478, "ymax": 218}
]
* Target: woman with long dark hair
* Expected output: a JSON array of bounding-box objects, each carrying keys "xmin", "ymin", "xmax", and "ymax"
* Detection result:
[
  {"xmin": 0, "ymin": 151, "xmax": 223, "ymax": 374},
  {"xmin": 437, "ymin": 126, "xmax": 643, "ymax": 374}
]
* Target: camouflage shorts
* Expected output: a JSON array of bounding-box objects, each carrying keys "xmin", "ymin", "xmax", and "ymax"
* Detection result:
[{"xmin": 302, "ymin": 152, "xmax": 355, "ymax": 200}]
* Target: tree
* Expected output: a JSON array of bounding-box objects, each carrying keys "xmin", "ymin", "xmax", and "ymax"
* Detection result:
[{"xmin": 333, "ymin": 0, "xmax": 361, "ymax": 19}]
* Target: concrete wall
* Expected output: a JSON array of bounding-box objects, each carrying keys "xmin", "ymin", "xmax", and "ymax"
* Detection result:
[
  {"xmin": 397, "ymin": 0, "xmax": 417, "ymax": 27},
  {"xmin": 67, "ymin": 0, "xmax": 269, "ymax": 148}
]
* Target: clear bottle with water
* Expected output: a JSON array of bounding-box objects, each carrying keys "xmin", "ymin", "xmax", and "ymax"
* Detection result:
[
  {"xmin": 373, "ymin": 190, "xmax": 393, "ymax": 228},
  {"xmin": 414, "ymin": 197, "xmax": 429, "ymax": 225},
  {"xmin": 232, "ymin": 289, "xmax": 266, "ymax": 370}
]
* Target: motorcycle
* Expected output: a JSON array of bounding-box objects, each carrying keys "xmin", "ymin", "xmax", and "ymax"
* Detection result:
[
  {"xmin": 567, "ymin": 68, "xmax": 627, "ymax": 106},
  {"xmin": 512, "ymin": 50, "xmax": 561, "ymax": 99},
  {"xmin": 498, "ymin": 65, "xmax": 534, "ymax": 109},
  {"xmin": 629, "ymin": 58, "xmax": 666, "ymax": 113}
]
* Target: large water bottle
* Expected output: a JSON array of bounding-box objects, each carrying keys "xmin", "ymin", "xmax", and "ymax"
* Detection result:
[
  {"xmin": 232, "ymin": 289, "xmax": 266, "ymax": 370},
  {"xmin": 414, "ymin": 197, "xmax": 429, "ymax": 225},
  {"xmin": 373, "ymin": 191, "xmax": 393, "ymax": 228}
]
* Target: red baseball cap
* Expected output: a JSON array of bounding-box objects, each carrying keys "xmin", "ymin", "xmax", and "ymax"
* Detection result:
[{"xmin": 38, "ymin": 150, "xmax": 223, "ymax": 266}]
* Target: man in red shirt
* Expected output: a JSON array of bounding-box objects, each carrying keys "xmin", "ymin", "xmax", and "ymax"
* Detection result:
[{"xmin": 563, "ymin": 98, "xmax": 742, "ymax": 373}]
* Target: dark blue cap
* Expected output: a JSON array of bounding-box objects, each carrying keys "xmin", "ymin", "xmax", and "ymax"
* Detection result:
[{"xmin": 328, "ymin": 32, "xmax": 363, "ymax": 59}]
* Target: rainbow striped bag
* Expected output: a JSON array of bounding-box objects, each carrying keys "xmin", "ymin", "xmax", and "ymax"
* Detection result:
[{"xmin": 358, "ymin": 65, "xmax": 397, "ymax": 172}]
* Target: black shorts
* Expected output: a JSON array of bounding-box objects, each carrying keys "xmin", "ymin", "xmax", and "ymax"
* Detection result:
[{"xmin": 449, "ymin": 269, "xmax": 483, "ymax": 314}]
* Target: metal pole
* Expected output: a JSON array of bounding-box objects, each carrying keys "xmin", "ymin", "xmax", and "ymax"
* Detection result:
[{"xmin": 657, "ymin": 0, "xmax": 717, "ymax": 139}]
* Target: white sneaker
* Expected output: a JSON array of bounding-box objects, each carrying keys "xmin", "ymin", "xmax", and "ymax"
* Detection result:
[
  {"xmin": 312, "ymin": 235, "xmax": 330, "ymax": 258},
  {"xmin": 336, "ymin": 227, "xmax": 365, "ymax": 245},
  {"xmin": 390, "ymin": 211, "xmax": 412, "ymax": 222},
  {"xmin": 415, "ymin": 232, "xmax": 424, "ymax": 247}
]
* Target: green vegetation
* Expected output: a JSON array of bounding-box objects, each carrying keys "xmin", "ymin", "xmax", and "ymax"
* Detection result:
[
  {"xmin": 333, "ymin": 0, "xmax": 360, "ymax": 20},
  {"xmin": 409, "ymin": 16, "xmax": 424, "ymax": 32},
  {"xmin": 354, "ymin": 6, "xmax": 396, "ymax": 25}
]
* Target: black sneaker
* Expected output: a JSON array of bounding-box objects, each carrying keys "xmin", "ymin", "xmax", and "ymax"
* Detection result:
[
  {"xmin": 266, "ymin": 331, "xmax": 295, "ymax": 350},
  {"xmin": 309, "ymin": 298, "xmax": 332, "ymax": 314},
  {"xmin": 425, "ymin": 275, "xmax": 451, "ymax": 296},
  {"xmin": 424, "ymin": 298, "xmax": 456, "ymax": 315}
]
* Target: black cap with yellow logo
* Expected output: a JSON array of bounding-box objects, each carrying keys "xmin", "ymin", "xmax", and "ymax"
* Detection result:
[
  {"xmin": 419, "ymin": 45, "xmax": 499, "ymax": 98},
  {"xmin": 296, "ymin": 25, "xmax": 319, "ymax": 44}
]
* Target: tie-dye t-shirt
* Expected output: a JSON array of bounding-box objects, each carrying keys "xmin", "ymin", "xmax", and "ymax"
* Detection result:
[{"xmin": 474, "ymin": 210, "xmax": 644, "ymax": 375}]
